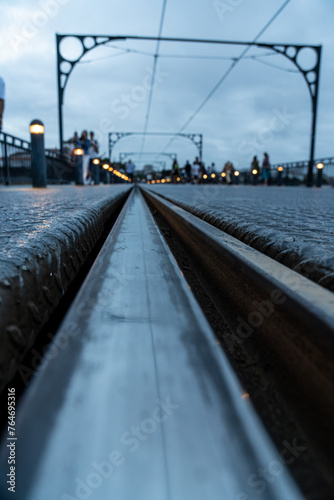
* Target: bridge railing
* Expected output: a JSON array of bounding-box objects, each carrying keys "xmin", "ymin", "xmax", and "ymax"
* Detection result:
[
  {"xmin": 0, "ymin": 132, "xmax": 75, "ymax": 185},
  {"xmin": 238, "ymin": 157, "xmax": 334, "ymax": 186}
]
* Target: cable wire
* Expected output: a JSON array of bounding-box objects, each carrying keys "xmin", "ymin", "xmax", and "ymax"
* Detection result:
[
  {"xmin": 159, "ymin": 0, "xmax": 292, "ymax": 155},
  {"xmin": 105, "ymin": 44, "xmax": 278, "ymax": 61},
  {"xmin": 139, "ymin": 0, "xmax": 168, "ymax": 159}
]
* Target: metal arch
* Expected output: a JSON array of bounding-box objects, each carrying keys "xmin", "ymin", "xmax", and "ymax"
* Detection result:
[
  {"xmin": 131, "ymin": 160, "xmax": 166, "ymax": 170},
  {"xmin": 108, "ymin": 132, "xmax": 133, "ymax": 159},
  {"xmin": 119, "ymin": 152, "xmax": 177, "ymax": 162},
  {"xmin": 108, "ymin": 132, "xmax": 202, "ymax": 161},
  {"xmin": 256, "ymin": 43, "xmax": 321, "ymax": 186},
  {"xmin": 56, "ymin": 34, "xmax": 127, "ymax": 152},
  {"xmin": 57, "ymin": 34, "xmax": 321, "ymax": 185},
  {"xmin": 179, "ymin": 133, "xmax": 203, "ymax": 161}
]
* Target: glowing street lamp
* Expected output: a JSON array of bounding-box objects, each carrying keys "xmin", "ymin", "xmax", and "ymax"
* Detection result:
[
  {"xmin": 30, "ymin": 119, "xmax": 46, "ymax": 187},
  {"xmin": 91, "ymin": 158, "xmax": 100, "ymax": 184},
  {"xmin": 316, "ymin": 162, "xmax": 324, "ymax": 188},
  {"xmin": 277, "ymin": 166, "xmax": 284, "ymax": 186},
  {"xmin": 30, "ymin": 122, "xmax": 45, "ymax": 134},
  {"xmin": 73, "ymin": 147, "xmax": 84, "ymax": 185}
]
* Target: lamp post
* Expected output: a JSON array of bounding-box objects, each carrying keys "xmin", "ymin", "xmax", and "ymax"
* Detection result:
[
  {"xmin": 316, "ymin": 162, "xmax": 324, "ymax": 188},
  {"xmin": 74, "ymin": 148, "xmax": 84, "ymax": 185},
  {"xmin": 252, "ymin": 168, "xmax": 258, "ymax": 186},
  {"xmin": 277, "ymin": 166, "xmax": 284, "ymax": 186},
  {"xmin": 92, "ymin": 158, "xmax": 100, "ymax": 185},
  {"xmin": 108, "ymin": 166, "xmax": 114, "ymax": 184},
  {"xmin": 102, "ymin": 163, "xmax": 109, "ymax": 184},
  {"xmin": 30, "ymin": 119, "xmax": 46, "ymax": 188},
  {"xmin": 234, "ymin": 170, "xmax": 240, "ymax": 185}
]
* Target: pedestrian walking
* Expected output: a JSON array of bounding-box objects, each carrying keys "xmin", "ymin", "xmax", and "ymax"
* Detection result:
[
  {"xmin": 64, "ymin": 131, "xmax": 79, "ymax": 164},
  {"xmin": 261, "ymin": 152, "xmax": 271, "ymax": 186},
  {"xmin": 88, "ymin": 131, "xmax": 99, "ymax": 184},
  {"xmin": 184, "ymin": 160, "xmax": 191, "ymax": 183},
  {"xmin": 171, "ymin": 159, "xmax": 180, "ymax": 183},
  {"xmin": 192, "ymin": 157, "xmax": 201, "ymax": 184},
  {"xmin": 251, "ymin": 155, "xmax": 260, "ymax": 185},
  {"xmin": 223, "ymin": 161, "xmax": 234, "ymax": 184},
  {"xmin": 78, "ymin": 130, "xmax": 91, "ymax": 185},
  {"xmin": 0, "ymin": 76, "xmax": 5, "ymax": 131},
  {"xmin": 125, "ymin": 159, "xmax": 136, "ymax": 182}
]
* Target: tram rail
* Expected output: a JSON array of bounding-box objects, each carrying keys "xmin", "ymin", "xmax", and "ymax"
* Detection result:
[{"xmin": 1, "ymin": 186, "xmax": 333, "ymax": 499}]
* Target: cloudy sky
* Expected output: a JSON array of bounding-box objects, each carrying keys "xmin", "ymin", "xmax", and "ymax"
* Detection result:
[{"xmin": 0, "ymin": 0, "xmax": 333, "ymax": 170}]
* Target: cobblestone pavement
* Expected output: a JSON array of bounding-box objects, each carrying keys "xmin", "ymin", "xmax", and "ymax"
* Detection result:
[{"xmin": 148, "ymin": 184, "xmax": 334, "ymax": 292}]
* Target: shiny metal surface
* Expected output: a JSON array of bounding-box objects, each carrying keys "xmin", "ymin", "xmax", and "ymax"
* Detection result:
[{"xmin": 0, "ymin": 188, "xmax": 303, "ymax": 499}]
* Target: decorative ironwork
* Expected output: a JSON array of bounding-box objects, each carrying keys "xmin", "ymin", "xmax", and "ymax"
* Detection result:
[
  {"xmin": 56, "ymin": 34, "xmax": 321, "ymax": 185},
  {"xmin": 108, "ymin": 132, "xmax": 202, "ymax": 161},
  {"xmin": 119, "ymin": 152, "xmax": 177, "ymax": 163}
]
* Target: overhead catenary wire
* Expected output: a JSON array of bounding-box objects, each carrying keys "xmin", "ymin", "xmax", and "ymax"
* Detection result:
[
  {"xmin": 138, "ymin": 0, "xmax": 168, "ymax": 160},
  {"xmin": 104, "ymin": 43, "xmax": 278, "ymax": 61},
  {"xmin": 159, "ymin": 0, "xmax": 292, "ymax": 157},
  {"xmin": 80, "ymin": 45, "xmax": 295, "ymax": 71}
]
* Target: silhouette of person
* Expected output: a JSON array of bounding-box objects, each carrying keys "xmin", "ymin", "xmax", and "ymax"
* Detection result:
[{"xmin": 0, "ymin": 76, "xmax": 5, "ymax": 131}]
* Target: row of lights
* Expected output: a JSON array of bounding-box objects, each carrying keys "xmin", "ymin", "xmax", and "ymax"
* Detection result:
[
  {"xmin": 148, "ymin": 178, "xmax": 171, "ymax": 184},
  {"xmin": 203, "ymin": 172, "xmax": 240, "ymax": 179},
  {"xmin": 251, "ymin": 163, "xmax": 324, "ymax": 174},
  {"xmin": 102, "ymin": 162, "xmax": 131, "ymax": 182},
  {"xmin": 73, "ymin": 148, "xmax": 131, "ymax": 182}
]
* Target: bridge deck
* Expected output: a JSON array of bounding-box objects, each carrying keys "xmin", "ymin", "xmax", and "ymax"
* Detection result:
[{"xmin": 0, "ymin": 188, "xmax": 302, "ymax": 499}]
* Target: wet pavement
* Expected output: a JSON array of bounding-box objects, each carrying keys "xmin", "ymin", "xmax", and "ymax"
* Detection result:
[
  {"xmin": 148, "ymin": 184, "xmax": 334, "ymax": 291},
  {"xmin": 0, "ymin": 184, "xmax": 131, "ymax": 389},
  {"xmin": 0, "ymin": 185, "xmax": 130, "ymax": 263}
]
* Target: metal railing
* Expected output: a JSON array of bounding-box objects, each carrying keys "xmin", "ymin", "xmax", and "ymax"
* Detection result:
[
  {"xmin": 0, "ymin": 132, "xmax": 75, "ymax": 185},
  {"xmin": 238, "ymin": 157, "xmax": 334, "ymax": 186}
]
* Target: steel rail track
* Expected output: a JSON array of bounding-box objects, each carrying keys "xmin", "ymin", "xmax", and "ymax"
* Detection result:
[
  {"xmin": 142, "ymin": 186, "xmax": 334, "ymax": 488},
  {"xmin": 0, "ymin": 188, "xmax": 303, "ymax": 500}
]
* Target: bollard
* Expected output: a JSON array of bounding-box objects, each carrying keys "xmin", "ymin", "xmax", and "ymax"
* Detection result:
[
  {"xmin": 108, "ymin": 166, "xmax": 114, "ymax": 184},
  {"xmin": 251, "ymin": 169, "xmax": 258, "ymax": 186},
  {"xmin": 74, "ymin": 148, "xmax": 84, "ymax": 185},
  {"xmin": 277, "ymin": 166, "xmax": 284, "ymax": 186},
  {"xmin": 30, "ymin": 119, "xmax": 47, "ymax": 187},
  {"xmin": 234, "ymin": 170, "xmax": 240, "ymax": 185},
  {"xmin": 92, "ymin": 158, "xmax": 100, "ymax": 185},
  {"xmin": 316, "ymin": 163, "xmax": 324, "ymax": 188},
  {"xmin": 102, "ymin": 163, "xmax": 109, "ymax": 184}
]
